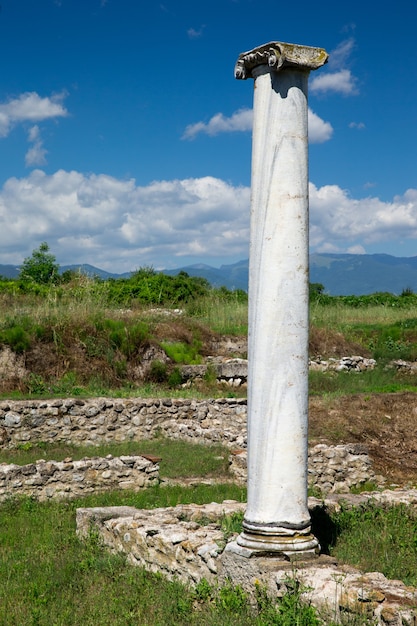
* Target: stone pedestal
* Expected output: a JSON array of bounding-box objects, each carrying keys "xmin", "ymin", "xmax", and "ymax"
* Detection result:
[{"xmin": 235, "ymin": 42, "xmax": 328, "ymax": 556}]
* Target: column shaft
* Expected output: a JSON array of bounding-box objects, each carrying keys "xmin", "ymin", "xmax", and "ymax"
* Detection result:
[
  {"xmin": 238, "ymin": 65, "xmax": 316, "ymax": 554},
  {"xmin": 234, "ymin": 40, "xmax": 328, "ymax": 556}
]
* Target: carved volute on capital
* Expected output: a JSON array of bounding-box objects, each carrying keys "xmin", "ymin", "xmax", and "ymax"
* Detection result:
[{"xmin": 235, "ymin": 41, "xmax": 328, "ymax": 80}]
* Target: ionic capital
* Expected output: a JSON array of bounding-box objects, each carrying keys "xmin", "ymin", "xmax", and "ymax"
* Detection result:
[{"xmin": 235, "ymin": 41, "xmax": 328, "ymax": 80}]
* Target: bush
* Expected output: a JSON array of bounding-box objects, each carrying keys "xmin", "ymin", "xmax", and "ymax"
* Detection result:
[
  {"xmin": 95, "ymin": 318, "xmax": 151, "ymax": 358},
  {"xmin": 106, "ymin": 269, "xmax": 211, "ymax": 306},
  {"xmin": 148, "ymin": 360, "xmax": 168, "ymax": 383},
  {"xmin": 168, "ymin": 366, "xmax": 182, "ymax": 387},
  {"xmin": 0, "ymin": 325, "xmax": 31, "ymax": 353},
  {"xmin": 161, "ymin": 340, "xmax": 202, "ymax": 364}
]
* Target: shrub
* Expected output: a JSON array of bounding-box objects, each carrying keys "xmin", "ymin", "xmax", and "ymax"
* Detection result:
[
  {"xmin": 0, "ymin": 325, "xmax": 31, "ymax": 353},
  {"xmin": 148, "ymin": 360, "xmax": 168, "ymax": 383},
  {"xmin": 168, "ymin": 366, "xmax": 182, "ymax": 387},
  {"xmin": 161, "ymin": 340, "xmax": 202, "ymax": 364},
  {"xmin": 25, "ymin": 373, "xmax": 47, "ymax": 395},
  {"xmin": 106, "ymin": 269, "xmax": 211, "ymax": 306}
]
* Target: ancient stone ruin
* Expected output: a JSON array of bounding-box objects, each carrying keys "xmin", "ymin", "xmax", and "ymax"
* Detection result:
[
  {"xmin": 1, "ymin": 395, "xmax": 417, "ymax": 623},
  {"xmin": 3, "ymin": 37, "xmax": 417, "ymax": 623}
]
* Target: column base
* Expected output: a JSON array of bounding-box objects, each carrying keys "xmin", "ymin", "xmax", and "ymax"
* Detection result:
[
  {"xmin": 236, "ymin": 531, "xmax": 319, "ymax": 558},
  {"xmin": 236, "ymin": 520, "xmax": 320, "ymax": 559}
]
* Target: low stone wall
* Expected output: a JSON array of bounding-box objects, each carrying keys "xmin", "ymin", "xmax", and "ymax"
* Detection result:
[
  {"xmin": 309, "ymin": 355, "xmax": 376, "ymax": 372},
  {"xmin": 77, "ymin": 491, "xmax": 417, "ymax": 625},
  {"xmin": 0, "ymin": 398, "xmax": 380, "ymax": 494},
  {"xmin": 76, "ymin": 500, "xmax": 246, "ymax": 585},
  {"xmin": 0, "ymin": 454, "xmax": 159, "ymax": 502},
  {"xmin": 181, "ymin": 358, "xmax": 248, "ymax": 388},
  {"xmin": 390, "ymin": 359, "xmax": 417, "ymax": 373},
  {"xmin": 0, "ymin": 444, "xmax": 378, "ymax": 501},
  {"xmin": 0, "ymin": 397, "xmax": 248, "ymax": 449},
  {"xmin": 231, "ymin": 443, "xmax": 380, "ymax": 494},
  {"xmin": 180, "ymin": 355, "xmax": 377, "ymax": 388}
]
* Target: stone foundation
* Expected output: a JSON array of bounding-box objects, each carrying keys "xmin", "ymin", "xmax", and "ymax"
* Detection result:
[
  {"xmin": 76, "ymin": 491, "xmax": 417, "ymax": 625},
  {"xmin": 0, "ymin": 442, "xmax": 379, "ymax": 501},
  {"xmin": 0, "ymin": 397, "xmax": 248, "ymax": 449},
  {"xmin": 0, "ymin": 398, "xmax": 381, "ymax": 495},
  {"xmin": 76, "ymin": 499, "xmax": 246, "ymax": 584},
  {"xmin": 180, "ymin": 355, "xmax": 377, "ymax": 387},
  {"xmin": 1, "ymin": 394, "xmax": 414, "ymax": 623},
  {"xmin": 0, "ymin": 454, "xmax": 159, "ymax": 501},
  {"xmin": 230, "ymin": 443, "xmax": 381, "ymax": 495}
]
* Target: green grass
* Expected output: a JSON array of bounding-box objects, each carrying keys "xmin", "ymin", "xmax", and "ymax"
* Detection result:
[
  {"xmin": 186, "ymin": 294, "xmax": 248, "ymax": 336},
  {"xmin": 311, "ymin": 302, "xmax": 417, "ymax": 362},
  {"xmin": 5, "ymin": 289, "xmax": 417, "ymax": 399},
  {"xmin": 337, "ymin": 320, "xmax": 417, "ymax": 362},
  {"xmin": 309, "ymin": 366, "xmax": 417, "ymax": 396},
  {"xmin": 0, "ymin": 438, "xmax": 232, "ymax": 480},
  {"xmin": 310, "ymin": 301, "xmax": 417, "ymax": 330},
  {"xmin": 0, "ymin": 379, "xmax": 247, "ymax": 401},
  {"xmin": 3, "ymin": 363, "xmax": 416, "ymax": 401},
  {"xmin": 313, "ymin": 502, "xmax": 417, "ymax": 588},
  {"xmin": 1, "ymin": 432, "xmax": 414, "ymax": 624},
  {"xmin": 2, "ymin": 490, "xmax": 411, "ymax": 625},
  {"xmin": 3, "ymin": 288, "xmax": 417, "ymax": 623},
  {"xmin": 220, "ymin": 502, "xmax": 417, "ymax": 590},
  {"xmin": 0, "ymin": 488, "xmax": 326, "ymax": 626},
  {"xmin": 71, "ymin": 482, "xmax": 247, "ymax": 510},
  {"xmin": 160, "ymin": 340, "xmax": 203, "ymax": 364}
]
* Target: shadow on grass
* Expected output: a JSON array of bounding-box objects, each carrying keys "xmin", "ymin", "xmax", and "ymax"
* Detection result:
[{"xmin": 310, "ymin": 505, "xmax": 339, "ymax": 555}]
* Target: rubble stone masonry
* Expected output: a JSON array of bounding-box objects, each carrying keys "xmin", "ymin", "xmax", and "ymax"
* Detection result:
[{"xmin": 0, "ymin": 397, "xmax": 379, "ymax": 497}]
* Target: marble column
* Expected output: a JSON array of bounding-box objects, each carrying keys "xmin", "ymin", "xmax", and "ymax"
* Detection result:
[{"xmin": 235, "ymin": 42, "xmax": 328, "ymax": 556}]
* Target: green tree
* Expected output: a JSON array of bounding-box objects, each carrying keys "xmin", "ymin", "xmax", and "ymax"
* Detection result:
[
  {"xmin": 309, "ymin": 282, "xmax": 325, "ymax": 300},
  {"xmin": 19, "ymin": 242, "xmax": 60, "ymax": 284}
]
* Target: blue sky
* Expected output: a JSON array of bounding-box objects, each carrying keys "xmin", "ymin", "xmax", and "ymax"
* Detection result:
[{"xmin": 1, "ymin": 0, "xmax": 417, "ymax": 273}]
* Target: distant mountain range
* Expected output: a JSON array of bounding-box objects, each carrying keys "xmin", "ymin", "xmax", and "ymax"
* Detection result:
[
  {"xmin": 310, "ymin": 253, "xmax": 417, "ymax": 296},
  {"xmin": 2, "ymin": 253, "xmax": 417, "ymax": 296}
]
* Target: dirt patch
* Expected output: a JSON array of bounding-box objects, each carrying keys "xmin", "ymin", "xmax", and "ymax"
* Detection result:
[
  {"xmin": 309, "ymin": 326, "xmax": 369, "ymax": 358},
  {"xmin": 204, "ymin": 329, "xmax": 368, "ymax": 360},
  {"xmin": 309, "ymin": 392, "xmax": 417, "ymax": 486}
]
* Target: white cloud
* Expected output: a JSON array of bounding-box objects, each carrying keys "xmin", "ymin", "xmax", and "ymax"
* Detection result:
[
  {"xmin": 315, "ymin": 242, "xmax": 341, "ymax": 253},
  {"xmin": 0, "ymin": 170, "xmax": 250, "ymax": 271},
  {"xmin": 309, "ymin": 184, "xmax": 417, "ymax": 251},
  {"xmin": 310, "ymin": 38, "xmax": 358, "ymax": 96},
  {"xmin": 187, "ymin": 25, "xmax": 205, "ymax": 39},
  {"xmin": 329, "ymin": 38, "xmax": 355, "ymax": 68},
  {"xmin": 183, "ymin": 107, "xmax": 333, "ymax": 144},
  {"xmin": 25, "ymin": 125, "xmax": 47, "ymax": 167},
  {"xmin": 308, "ymin": 110, "xmax": 333, "ymax": 143},
  {"xmin": 0, "ymin": 92, "xmax": 68, "ymax": 137},
  {"xmin": 182, "ymin": 108, "xmax": 253, "ymax": 139},
  {"xmin": 347, "ymin": 244, "xmax": 366, "ymax": 254},
  {"xmin": 0, "ymin": 92, "xmax": 68, "ymax": 167},
  {"xmin": 25, "ymin": 144, "xmax": 47, "ymax": 167},
  {"xmin": 28, "ymin": 125, "xmax": 41, "ymax": 142},
  {"xmin": 310, "ymin": 69, "xmax": 357, "ymax": 96},
  {"xmin": 349, "ymin": 121, "xmax": 365, "ymax": 130},
  {"xmin": 2, "ymin": 169, "xmax": 417, "ymax": 273}
]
